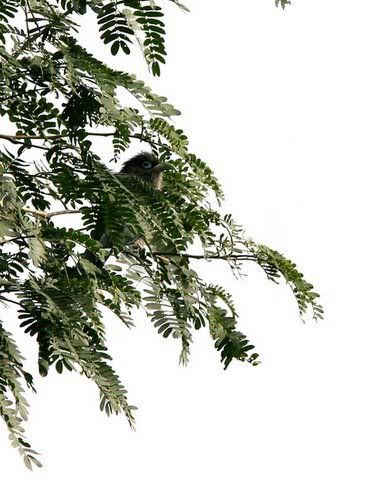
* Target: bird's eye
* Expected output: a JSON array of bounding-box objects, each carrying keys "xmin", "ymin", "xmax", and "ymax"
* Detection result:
[{"xmin": 142, "ymin": 161, "xmax": 153, "ymax": 169}]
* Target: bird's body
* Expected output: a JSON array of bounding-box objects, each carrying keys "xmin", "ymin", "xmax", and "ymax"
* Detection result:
[{"xmin": 82, "ymin": 152, "xmax": 165, "ymax": 266}]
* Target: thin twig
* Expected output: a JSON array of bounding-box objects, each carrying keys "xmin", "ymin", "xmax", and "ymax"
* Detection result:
[
  {"xmin": 1, "ymin": 132, "xmax": 129, "ymax": 140},
  {"xmin": 0, "ymin": 296, "xmax": 20, "ymax": 306},
  {"xmin": 151, "ymin": 252, "xmax": 258, "ymax": 261},
  {"xmin": 25, "ymin": 0, "xmax": 44, "ymax": 37},
  {"xmin": 0, "ymin": 234, "xmax": 36, "ymax": 246},
  {"xmin": 0, "ymin": 135, "xmax": 50, "ymax": 151},
  {"xmin": 0, "ymin": 132, "xmax": 171, "ymax": 151},
  {"xmin": 22, "ymin": 207, "xmax": 81, "ymax": 219},
  {"xmin": 0, "ymin": 214, "xmax": 13, "ymax": 222}
]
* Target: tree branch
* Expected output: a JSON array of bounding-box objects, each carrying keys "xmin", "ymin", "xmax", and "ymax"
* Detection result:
[
  {"xmin": 22, "ymin": 208, "xmax": 81, "ymax": 219},
  {"xmin": 151, "ymin": 251, "xmax": 258, "ymax": 262},
  {"xmin": 0, "ymin": 135, "xmax": 50, "ymax": 151},
  {"xmin": 0, "ymin": 234, "xmax": 37, "ymax": 246},
  {"xmin": 0, "ymin": 132, "xmax": 171, "ymax": 151}
]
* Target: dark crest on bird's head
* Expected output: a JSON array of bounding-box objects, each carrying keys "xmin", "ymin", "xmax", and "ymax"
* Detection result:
[{"xmin": 120, "ymin": 152, "xmax": 164, "ymax": 190}]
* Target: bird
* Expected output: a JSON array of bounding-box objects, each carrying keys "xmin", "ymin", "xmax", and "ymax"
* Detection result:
[
  {"xmin": 118, "ymin": 151, "xmax": 165, "ymax": 192},
  {"xmin": 82, "ymin": 152, "xmax": 166, "ymax": 267}
]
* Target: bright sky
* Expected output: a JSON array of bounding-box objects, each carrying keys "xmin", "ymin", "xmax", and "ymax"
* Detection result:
[{"xmin": 1, "ymin": 1, "xmax": 377, "ymax": 479}]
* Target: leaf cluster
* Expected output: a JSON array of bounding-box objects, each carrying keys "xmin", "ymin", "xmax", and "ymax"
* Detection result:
[{"xmin": 0, "ymin": 0, "xmax": 316, "ymax": 469}]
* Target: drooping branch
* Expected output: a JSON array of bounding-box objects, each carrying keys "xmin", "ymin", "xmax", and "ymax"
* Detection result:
[{"xmin": 0, "ymin": 229, "xmax": 259, "ymax": 264}]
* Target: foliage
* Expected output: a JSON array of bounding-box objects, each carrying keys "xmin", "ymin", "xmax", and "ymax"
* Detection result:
[
  {"xmin": 0, "ymin": 0, "xmax": 321, "ymax": 470},
  {"xmin": 275, "ymin": 0, "xmax": 291, "ymax": 9}
]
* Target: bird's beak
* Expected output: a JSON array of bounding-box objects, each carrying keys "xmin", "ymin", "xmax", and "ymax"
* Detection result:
[{"xmin": 152, "ymin": 162, "xmax": 169, "ymax": 172}]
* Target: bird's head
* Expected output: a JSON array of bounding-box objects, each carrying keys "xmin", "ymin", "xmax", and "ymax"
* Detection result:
[{"xmin": 119, "ymin": 152, "xmax": 165, "ymax": 190}]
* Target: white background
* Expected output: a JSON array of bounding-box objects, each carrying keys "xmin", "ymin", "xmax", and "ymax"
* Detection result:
[{"xmin": 1, "ymin": 1, "xmax": 377, "ymax": 479}]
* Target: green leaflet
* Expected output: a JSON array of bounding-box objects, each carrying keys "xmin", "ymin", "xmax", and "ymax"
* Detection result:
[
  {"xmin": 0, "ymin": 322, "xmax": 39, "ymax": 470},
  {"xmin": 275, "ymin": 0, "xmax": 292, "ymax": 9}
]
